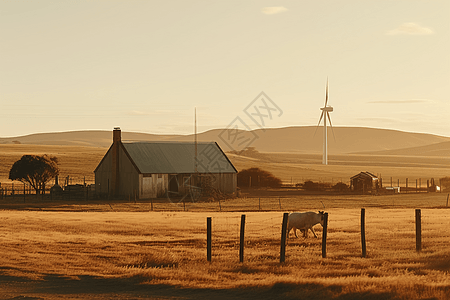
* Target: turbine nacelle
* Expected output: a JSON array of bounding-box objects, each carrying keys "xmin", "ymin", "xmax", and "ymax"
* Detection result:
[{"xmin": 320, "ymin": 106, "xmax": 333, "ymax": 112}]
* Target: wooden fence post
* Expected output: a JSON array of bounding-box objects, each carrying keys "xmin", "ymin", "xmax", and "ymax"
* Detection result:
[
  {"xmin": 219, "ymin": 198, "xmax": 222, "ymax": 211},
  {"xmin": 207, "ymin": 217, "xmax": 212, "ymax": 262},
  {"xmin": 361, "ymin": 208, "xmax": 366, "ymax": 258},
  {"xmin": 415, "ymin": 209, "xmax": 421, "ymax": 252},
  {"xmin": 280, "ymin": 212, "xmax": 289, "ymax": 263},
  {"xmin": 406, "ymin": 178, "xmax": 408, "ymax": 193},
  {"xmin": 239, "ymin": 214, "xmax": 245, "ymax": 263},
  {"xmin": 322, "ymin": 213, "xmax": 328, "ymax": 258},
  {"xmin": 278, "ymin": 197, "xmax": 281, "ymax": 210},
  {"xmin": 447, "ymin": 194, "xmax": 449, "ymax": 207},
  {"xmin": 259, "ymin": 198, "xmax": 261, "ymax": 211},
  {"xmin": 23, "ymin": 183, "xmax": 26, "ymax": 203},
  {"xmin": 151, "ymin": 198, "xmax": 153, "ymax": 211}
]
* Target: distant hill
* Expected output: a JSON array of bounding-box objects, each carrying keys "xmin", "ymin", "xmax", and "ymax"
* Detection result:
[
  {"xmin": 0, "ymin": 131, "xmax": 181, "ymax": 148},
  {"xmin": 1, "ymin": 127, "xmax": 449, "ymax": 155},
  {"xmin": 355, "ymin": 141, "xmax": 450, "ymax": 157}
]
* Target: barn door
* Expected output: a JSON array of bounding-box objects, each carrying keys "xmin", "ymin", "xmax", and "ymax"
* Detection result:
[{"xmin": 168, "ymin": 175, "xmax": 178, "ymax": 193}]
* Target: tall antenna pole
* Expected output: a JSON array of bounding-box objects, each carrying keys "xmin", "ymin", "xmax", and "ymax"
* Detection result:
[
  {"xmin": 323, "ymin": 112, "xmax": 327, "ymax": 165},
  {"xmin": 194, "ymin": 107, "xmax": 198, "ymax": 174}
]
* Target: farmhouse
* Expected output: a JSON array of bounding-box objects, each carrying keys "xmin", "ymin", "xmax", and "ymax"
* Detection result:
[
  {"xmin": 94, "ymin": 128, "xmax": 237, "ymax": 199},
  {"xmin": 350, "ymin": 171, "xmax": 379, "ymax": 194}
]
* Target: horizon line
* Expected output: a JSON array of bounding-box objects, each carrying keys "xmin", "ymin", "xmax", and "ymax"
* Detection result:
[{"xmin": 1, "ymin": 125, "xmax": 449, "ymax": 139}]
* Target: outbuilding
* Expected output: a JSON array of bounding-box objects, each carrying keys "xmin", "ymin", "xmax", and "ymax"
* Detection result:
[
  {"xmin": 350, "ymin": 171, "xmax": 379, "ymax": 194},
  {"xmin": 94, "ymin": 128, "xmax": 237, "ymax": 199}
]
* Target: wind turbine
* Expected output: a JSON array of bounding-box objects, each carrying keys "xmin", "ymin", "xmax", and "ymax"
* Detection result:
[{"xmin": 315, "ymin": 78, "xmax": 335, "ymax": 165}]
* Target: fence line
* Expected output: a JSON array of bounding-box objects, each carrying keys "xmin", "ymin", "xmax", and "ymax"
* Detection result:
[{"xmin": 204, "ymin": 208, "xmax": 428, "ymax": 264}]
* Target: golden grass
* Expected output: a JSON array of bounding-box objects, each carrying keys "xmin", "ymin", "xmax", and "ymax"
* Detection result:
[
  {"xmin": 1, "ymin": 144, "xmax": 448, "ymax": 187},
  {"xmin": 0, "ymin": 143, "xmax": 448, "ymax": 298},
  {"xmin": 0, "ymin": 192, "xmax": 448, "ymax": 212},
  {"xmin": 0, "ymin": 144, "xmax": 107, "ymax": 183},
  {"xmin": 1, "ymin": 202, "xmax": 449, "ymax": 299},
  {"xmin": 228, "ymin": 152, "xmax": 450, "ymax": 184}
]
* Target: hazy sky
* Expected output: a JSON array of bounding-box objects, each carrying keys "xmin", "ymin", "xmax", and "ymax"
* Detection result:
[{"xmin": 1, "ymin": 1, "xmax": 449, "ymax": 137}]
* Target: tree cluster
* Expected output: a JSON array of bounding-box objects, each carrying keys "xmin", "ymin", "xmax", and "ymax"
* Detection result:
[
  {"xmin": 229, "ymin": 147, "xmax": 262, "ymax": 158},
  {"xmin": 237, "ymin": 167, "xmax": 282, "ymax": 188},
  {"xmin": 9, "ymin": 155, "xmax": 59, "ymax": 194},
  {"xmin": 298, "ymin": 180, "xmax": 348, "ymax": 192}
]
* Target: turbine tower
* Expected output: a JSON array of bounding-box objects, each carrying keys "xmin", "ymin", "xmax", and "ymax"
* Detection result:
[{"xmin": 316, "ymin": 78, "xmax": 334, "ymax": 165}]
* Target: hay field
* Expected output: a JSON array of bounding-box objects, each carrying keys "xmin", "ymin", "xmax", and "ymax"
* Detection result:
[
  {"xmin": 1, "ymin": 144, "xmax": 449, "ymax": 187},
  {"xmin": 0, "ymin": 144, "xmax": 107, "ymax": 183},
  {"xmin": 228, "ymin": 152, "xmax": 450, "ymax": 185},
  {"xmin": 1, "ymin": 144, "xmax": 449, "ymax": 298},
  {"xmin": 1, "ymin": 206, "xmax": 449, "ymax": 299}
]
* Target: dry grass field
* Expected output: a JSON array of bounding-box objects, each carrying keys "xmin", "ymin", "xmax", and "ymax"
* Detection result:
[
  {"xmin": 0, "ymin": 142, "xmax": 449, "ymax": 299},
  {"xmin": 1, "ymin": 144, "xmax": 449, "ymax": 187},
  {"xmin": 0, "ymin": 144, "xmax": 107, "ymax": 184},
  {"xmin": 0, "ymin": 197, "xmax": 449, "ymax": 299}
]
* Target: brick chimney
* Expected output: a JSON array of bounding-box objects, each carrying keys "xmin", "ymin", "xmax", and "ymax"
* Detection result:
[{"xmin": 111, "ymin": 127, "xmax": 121, "ymax": 197}]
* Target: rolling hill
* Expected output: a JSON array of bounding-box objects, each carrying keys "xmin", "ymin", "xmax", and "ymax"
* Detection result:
[
  {"xmin": 355, "ymin": 141, "xmax": 450, "ymax": 157},
  {"xmin": 0, "ymin": 127, "xmax": 449, "ymax": 184},
  {"xmin": 1, "ymin": 127, "xmax": 449, "ymax": 155}
]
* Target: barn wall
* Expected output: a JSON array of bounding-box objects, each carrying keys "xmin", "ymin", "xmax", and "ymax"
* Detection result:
[
  {"xmin": 94, "ymin": 149, "xmax": 112, "ymax": 196},
  {"xmin": 118, "ymin": 146, "xmax": 140, "ymax": 198},
  {"xmin": 140, "ymin": 174, "xmax": 168, "ymax": 198},
  {"xmin": 172, "ymin": 173, "xmax": 236, "ymax": 195},
  {"xmin": 95, "ymin": 145, "xmax": 140, "ymax": 198},
  {"xmin": 210, "ymin": 173, "xmax": 237, "ymax": 194},
  {"xmin": 351, "ymin": 177, "xmax": 378, "ymax": 193}
]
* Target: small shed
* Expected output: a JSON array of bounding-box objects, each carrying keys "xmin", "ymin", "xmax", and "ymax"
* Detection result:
[
  {"xmin": 350, "ymin": 172, "xmax": 379, "ymax": 194},
  {"xmin": 94, "ymin": 128, "xmax": 237, "ymax": 199}
]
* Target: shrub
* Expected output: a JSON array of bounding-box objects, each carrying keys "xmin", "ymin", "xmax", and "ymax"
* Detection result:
[
  {"xmin": 333, "ymin": 182, "xmax": 349, "ymax": 192},
  {"xmin": 301, "ymin": 180, "xmax": 332, "ymax": 191},
  {"xmin": 237, "ymin": 168, "xmax": 282, "ymax": 188},
  {"xmin": 303, "ymin": 180, "xmax": 319, "ymax": 191}
]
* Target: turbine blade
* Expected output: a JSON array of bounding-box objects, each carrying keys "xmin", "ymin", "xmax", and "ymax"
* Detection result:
[
  {"xmin": 327, "ymin": 112, "xmax": 336, "ymax": 142},
  {"xmin": 325, "ymin": 78, "xmax": 329, "ymax": 107},
  {"xmin": 314, "ymin": 112, "xmax": 324, "ymax": 137}
]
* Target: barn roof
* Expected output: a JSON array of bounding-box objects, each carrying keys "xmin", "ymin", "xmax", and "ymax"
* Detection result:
[
  {"xmin": 121, "ymin": 141, "xmax": 237, "ymax": 174},
  {"xmin": 350, "ymin": 171, "xmax": 378, "ymax": 180}
]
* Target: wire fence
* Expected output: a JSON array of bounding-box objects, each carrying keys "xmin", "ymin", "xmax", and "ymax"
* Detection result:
[
  {"xmin": 283, "ymin": 176, "xmax": 447, "ymax": 193},
  {"xmin": 198, "ymin": 208, "xmax": 448, "ymax": 263},
  {"xmin": 0, "ymin": 177, "xmax": 95, "ymax": 201}
]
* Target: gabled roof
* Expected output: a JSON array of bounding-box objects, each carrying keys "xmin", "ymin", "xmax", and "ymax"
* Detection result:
[
  {"xmin": 121, "ymin": 141, "xmax": 237, "ymax": 174},
  {"xmin": 350, "ymin": 171, "xmax": 378, "ymax": 180}
]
